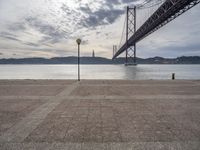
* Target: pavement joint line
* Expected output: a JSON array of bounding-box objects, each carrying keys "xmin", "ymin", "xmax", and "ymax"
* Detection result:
[
  {"xmin": 0, "ymin": 80, "xmax": 200, "ymax": 148},
  {"xmin": 0, "ymin": 85, "xmax": 68, "ymax": 86},
  {"xmin": 0, "ymin": 82, "xmax": 79, "ymax": 143},
  {"xmin": 0, "ymin": 142, "xmax": 200, "ymax": 149},
  {"xmin": 0, "ymin": 96, "xmax": 52, "ymax": 100},
  {"xmin": 67, "ymin": 95, "xmax": 200, "ymax": 100},
  {"xmin": 79, "ymin": 84, "xmax": 198, "ymax": 87}
]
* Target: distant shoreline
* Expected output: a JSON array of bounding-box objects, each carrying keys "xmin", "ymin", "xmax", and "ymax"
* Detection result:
[
  {"xmin": 0, "ymin": 63, "xmax": 200, "ymax": 66},
  {"xmin": 0, "ymin": 56, "xmax": 200, "ymax": 64}
]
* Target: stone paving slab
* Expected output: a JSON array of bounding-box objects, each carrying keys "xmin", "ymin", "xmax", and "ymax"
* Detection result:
[
  {"xmin": 24, "ymin": 98, "xmax": 200, "ymax": 143},
  {"xmin": 0, "ymin": 85, "xmax": 66, "ymax": 96},
  {"xmin": 0, "ymin": 142, "xmax": 200, "ymax": 150},
  {"xmin": 0, "ymin": 99, "xmax": 45, "ymax": 135},
  {"xmin": 0, "ymin": 80, "xmax": 199, "ymax": 150},
  {"xmin": 0, "ymin": 80, "xmax": 76, "ymax": 85},
  {"xmin": 79, "ymin": 80, "xmax": 198, "ymax": 85},
  {"xmin": 70, "ymin": 85, "xmax": 200, "ymax": 96},
  {"xmin": 0, "ymin": 81, "xmax": 77, "ymax": 143}
]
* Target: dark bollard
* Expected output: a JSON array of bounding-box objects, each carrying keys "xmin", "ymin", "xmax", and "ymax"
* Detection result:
[{"xmin": 172, "ymin": 73, "xmax": 175, "ymax": 80}]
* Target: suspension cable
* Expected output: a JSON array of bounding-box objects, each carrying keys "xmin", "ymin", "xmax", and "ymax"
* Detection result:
[
  {"xmin": 118, "ymin": 11, "xmax": 127, "ymax": 50},
  {"xmin": 137, "ymin": 0, "xmax": 165, "ymax": 9},
  {"xmin": 117, "ymin": 0, "xmax": 165, "ymax": 51}
]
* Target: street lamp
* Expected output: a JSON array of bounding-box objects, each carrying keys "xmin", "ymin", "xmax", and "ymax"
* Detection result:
[{"xmin": 76, "ymin": 39, "xmax": 81, "ymax": 81}]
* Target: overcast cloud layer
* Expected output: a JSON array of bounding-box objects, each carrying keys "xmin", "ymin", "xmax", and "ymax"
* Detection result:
[{"xmin": 0, "ymin": 0, "xmax": 200, "ymax": 58}]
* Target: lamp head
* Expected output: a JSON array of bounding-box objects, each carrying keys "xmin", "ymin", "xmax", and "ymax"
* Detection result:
[{"xmin": 76, "ymin": 39, "xmax": 81, "ymax": 45}]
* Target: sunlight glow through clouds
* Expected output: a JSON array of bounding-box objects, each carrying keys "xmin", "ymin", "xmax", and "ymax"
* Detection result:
[{"xmin": 0, "ymin": 0, "xmax": 199, "ymax": 58}]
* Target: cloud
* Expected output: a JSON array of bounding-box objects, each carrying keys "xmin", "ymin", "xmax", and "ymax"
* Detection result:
[
  {"xmin": 0, "ymin": 0, "xmax": 199, "ymax": 58},
  {"xmin": 0, "ymin": 32, "xmax": 16, "ymax": 37},
  {"xmin": 121, "ymin": 0, "xmax": 138, "ymax": 3},
  {"xmin": 81, "ymin": 39, "xmax": 89, "ymax": 45},
  {"xmin": 24, "ymin": 42, "xmax": 40, "ymax": 47},
  {"xmin": 25, "ymin": 17, "xmax": 67, "ymax": 44},
  {"xmin": 0, "ymin": 32, "xmax": 22, "ymax": 42},
  {"xmin": 106, "ymin": 0, "xmax": 121, "ymax": 5},
  {"xmin": 80, "ymin": 8, "xmax": 124, "ymax": 28},
  {"xmin": 157, "ymin": 43, "xmax": 200, "ymax": 56},
  {"xmin": 8, "ymin": 22, "xmax": 26, "ymax": 31},
  {"xmin": 80, "ymin": 4, "xmax": 92, "ymax": 14}
]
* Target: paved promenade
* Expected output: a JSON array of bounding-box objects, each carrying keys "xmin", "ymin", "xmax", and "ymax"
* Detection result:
[{"xmin": 0, "ymin": 80, "xmax": 200, "ymax": 149}]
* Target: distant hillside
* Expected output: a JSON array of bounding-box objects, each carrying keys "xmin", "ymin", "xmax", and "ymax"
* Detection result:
[{"xmin": 0, "ymin": 56, "xmax": 200, "ymax": 64}]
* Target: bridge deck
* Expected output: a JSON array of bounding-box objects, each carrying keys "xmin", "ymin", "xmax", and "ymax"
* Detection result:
[
  {"xmin": 0, "ymin": 80, "xmax": 200, "ymax": 149},
  {"xmin": 113, "ymin": 0, "xmax": 200, "ymax": 59}
]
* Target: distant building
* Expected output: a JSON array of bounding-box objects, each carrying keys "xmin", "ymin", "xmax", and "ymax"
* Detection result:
[{"xmin": 92, "ymin": 50, "xmax": 95, "ymax": 57}]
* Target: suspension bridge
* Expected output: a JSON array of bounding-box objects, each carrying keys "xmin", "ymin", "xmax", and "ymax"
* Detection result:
[{"xmin": 112, "ymin": 0, "xmax": 200, "ymax": 65}]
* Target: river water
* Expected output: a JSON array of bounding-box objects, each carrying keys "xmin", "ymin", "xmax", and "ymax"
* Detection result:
[{"xmin": 0, "ymin": 64, "xmax": 200, "ymax": 80}]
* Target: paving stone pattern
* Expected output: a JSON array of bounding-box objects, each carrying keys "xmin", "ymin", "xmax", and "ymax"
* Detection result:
[{"xmin": 0, "ymin": 80, "xmax": 200, "ymax": 149}]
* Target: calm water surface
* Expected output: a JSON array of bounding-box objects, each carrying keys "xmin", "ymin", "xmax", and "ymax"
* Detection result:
[{"xmin": 0, "ymin": 65, "xmax": 200, "ymax": 80}]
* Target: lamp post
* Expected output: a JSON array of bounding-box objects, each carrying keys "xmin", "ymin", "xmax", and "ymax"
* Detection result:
[{"xmin": 76, "ymin": 39, "xmax": 81, "ymax": 81}]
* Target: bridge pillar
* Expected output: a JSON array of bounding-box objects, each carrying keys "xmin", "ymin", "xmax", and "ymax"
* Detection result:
[{"xmin": 125, "ymin": 6, "xmax": 137, "ymax": 66}]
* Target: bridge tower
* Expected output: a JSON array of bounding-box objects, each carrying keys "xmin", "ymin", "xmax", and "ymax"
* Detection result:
[
  {"xmin": 125, "ymin": 6, "xmax": 136, "ymax": 66},
  {"xmin": 113, "ymin": 45, "xmax": 117, "ymax": 58}
]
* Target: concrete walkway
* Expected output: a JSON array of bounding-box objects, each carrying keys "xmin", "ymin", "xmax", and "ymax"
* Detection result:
[{"xmin": 0, "ymin": 80, "xmax": 200, "ymax": 149}]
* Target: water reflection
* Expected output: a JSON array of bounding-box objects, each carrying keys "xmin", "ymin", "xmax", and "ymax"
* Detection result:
[{"xmin": 0, "ymin": 64, "xmax": 200, "ymax": 80}]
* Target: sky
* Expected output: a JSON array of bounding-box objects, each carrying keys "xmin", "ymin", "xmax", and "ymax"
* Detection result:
[{"xmin": 0, "ymin": 0, "xmax": 200, "ymax": 59}]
